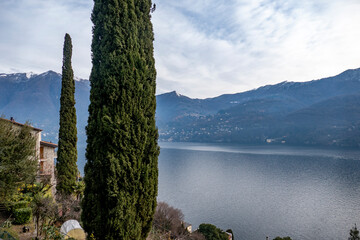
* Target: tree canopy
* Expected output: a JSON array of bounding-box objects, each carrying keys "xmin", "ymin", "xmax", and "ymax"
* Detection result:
[
  {"xmin": 349, "ymin": 224, "xmax": 360, "ymax": 240},
  {"xmin": 0, "ymin": 118, "xmax": 38, "ymax": 201},
  {"xmin": 198, "ymin": 223, "xmax": 229, "ymax": 240},
  {"xmin": 273, "ymin": 237, "xmax": 292, "ymax": 240}
]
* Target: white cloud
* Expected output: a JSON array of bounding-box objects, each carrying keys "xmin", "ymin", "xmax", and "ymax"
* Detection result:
[
  {"xmin": 153, "ymin": 0, "xmax": 360, "ymax": 97},
  {"xmin": 0, "ymin": 0, "xmax": 360, "ymax": 98},
  {"xmin": 0, "ymin": 0, "xmax": 92, "ymax": 79}
]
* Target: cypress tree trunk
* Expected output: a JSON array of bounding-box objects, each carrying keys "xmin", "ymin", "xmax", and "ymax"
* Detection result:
[
  {"xmin": 56, "ymin": 33, "xmax": 78, "ymax": 195},
  {"xmin": 82, "ymin": 1, "xmax": 159, "ymax": 239}
]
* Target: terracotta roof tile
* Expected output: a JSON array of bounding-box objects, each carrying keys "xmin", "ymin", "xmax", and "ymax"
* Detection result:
[{"xmin": 40, "ymin": 141, "xmax": 58, "ymax": 148}]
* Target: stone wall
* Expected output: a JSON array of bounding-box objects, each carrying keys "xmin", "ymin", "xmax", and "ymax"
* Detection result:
[{"xmin": 39, "ymin": 144, "xmax": 57, "ymax": 193}]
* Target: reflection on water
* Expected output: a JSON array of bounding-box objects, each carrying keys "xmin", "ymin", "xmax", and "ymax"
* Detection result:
[{"xmin": 158, "ymin": 142, "xmax": 360, "ymax": 240}]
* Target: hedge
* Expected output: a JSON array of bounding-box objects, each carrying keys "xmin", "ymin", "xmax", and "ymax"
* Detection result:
[
  {"xmin": 13, "ymin": 207, "xmax": 32, "ymax": 224},
  {"xmin": 12, "ymin": 201, "xmax": 29, "ymax": 211}
]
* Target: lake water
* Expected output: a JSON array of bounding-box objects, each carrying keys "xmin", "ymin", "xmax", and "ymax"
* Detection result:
[{"xmin": 157, "ymin": 142, "xmax": 360, "ymax": 240}]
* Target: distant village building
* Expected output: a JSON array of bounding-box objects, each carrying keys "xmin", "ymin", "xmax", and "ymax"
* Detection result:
[
  {"xmin": 183, "ymin": 222, "xmax": 192, "ymax": 233},
  {"xmin": 1, "ymin": 117, "xmax": 57, "ymax": 192}
]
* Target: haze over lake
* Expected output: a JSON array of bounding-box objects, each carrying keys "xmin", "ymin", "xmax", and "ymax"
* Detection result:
[{"xmin": 157, "ymin": 142, "xmax": 360, "ymax": 240}]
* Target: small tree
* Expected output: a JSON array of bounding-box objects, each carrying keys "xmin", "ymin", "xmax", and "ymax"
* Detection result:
[
  {"xmin": 349, "ymin": 224, "xmax": 360, "ymax": 240},
  {"xmin": 273, "ymin": 237, "xmax": 292, "ymax": 240},
  {"xmin": 31, "ymin": 193, "xmax": 58, "ymax": 238},
  {"xmin": 153, "ymin": 202, "xmax": 186, "ymax": 237},
  {"xmin": 0, "ymin": 118, "xmax": 38, "ymax": 202},
  {"xmin": 72, "ymin": 180, "xmax": 85, "ymax": 200},
  {"xmin": 56, "ymin": 194, "xmax": 81, "ymax": 223},
  {"xmin": 198, "ymin": 224, "xmax": 228, "ymax": 240}
]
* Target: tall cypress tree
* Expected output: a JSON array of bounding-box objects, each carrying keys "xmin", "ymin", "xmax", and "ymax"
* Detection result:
[
  {"xmin": 82, "ymin": 0, "xmax": 159, "ymax": 239},
  {"xmin": 56, "ymin": 33, "xmax": 78, "ymax": 195}
]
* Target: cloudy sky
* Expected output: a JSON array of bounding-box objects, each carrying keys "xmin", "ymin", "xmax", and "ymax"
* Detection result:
[{"xmin": 0, "ymin": 0, "xmax": 360, "ymax": 98}]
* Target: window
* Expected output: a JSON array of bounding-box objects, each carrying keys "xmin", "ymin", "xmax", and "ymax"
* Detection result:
[
  {"xmin": 40, "ymin": 146, "xmax": 44, "ymax": 159},
  {"xmin": 40, "ymin": 161, "xmax": 44, "ymax": 173}
]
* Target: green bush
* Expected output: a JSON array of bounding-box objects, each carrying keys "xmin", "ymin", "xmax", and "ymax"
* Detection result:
[
  {"xmin": 12, "ymin": 201, "xmax": 29, "ymax": 211},
  {"xmin": 13, "ymin": 207, "xmax": 32, "ymax": 224},
  {"xmin": 42, "ymin": 225, "xmax": 64, "ymax": 240},
  {"xmin": 198, "ymin": 223, "xmax": 229, "ymax": 240}
]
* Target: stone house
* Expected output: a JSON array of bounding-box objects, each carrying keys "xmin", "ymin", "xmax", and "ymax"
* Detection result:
[
  {"xmin": 39, "ymin": 140, "xmax": 58, "ymax": 187},
  {"xmin": 1, "ymin": 117, "xmax": 57, "ymax": 190}
]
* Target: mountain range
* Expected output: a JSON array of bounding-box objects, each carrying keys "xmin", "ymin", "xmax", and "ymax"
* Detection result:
[
  {"xmin": 157, "ymin": 68, "xmax": 360, "ymax": 147},
  {"xmin": 0, "ymin": 71, "xmax": 90, "ymax": 141},
  {"xmin": 1, "ymin": 68, "xmax": 360, "ymax": 154}
]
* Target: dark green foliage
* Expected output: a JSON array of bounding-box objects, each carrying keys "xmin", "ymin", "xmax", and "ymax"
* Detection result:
[
  {"xmin": 13, "ymin": 207, "xmax": 32, "ymax": 224},
  {"xmin": 42, "ymin": 225, "xmax": 65, "ymax": 240},
  {"xmin": 349, "ymin": 224, "xmax": 360, "ymax": 240},
  {"xmin": 273, "ymin": 237, "xmax": 292, "ymax": 240},
  {"xmin": 0, "ymin": 118, "xmax": 38, "ymax": 202},
  {"xmin": 81, "ymin": 0, "xmax": 159, "ymax": 239},
  {"xmin": 12, "ymin": 201, "xmax": 29, "ymax": 211},
  {"xmin": 198, "ymin": 224, "xmax": 229, "ymax": 240},
  {"xmin": 56, "ymin": 33, "xmax": 78, "ymax": 195}
]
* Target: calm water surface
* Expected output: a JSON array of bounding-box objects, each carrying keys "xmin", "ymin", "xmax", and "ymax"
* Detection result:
[{"xmin": 157, "ymin": 142, "xmax": 360, "ymax": 240}]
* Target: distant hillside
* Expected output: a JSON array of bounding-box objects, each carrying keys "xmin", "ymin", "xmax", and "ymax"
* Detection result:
[
  {"xmin": 0, "ymin": 71, "xmax": 90, "ymax": 171},
  {"xmin": 0, "ymin": 71, "xmax": 90, "ymax": 140},
  {"xmin": 1, "ymin": 68, "xmax": 360, "ymax": 158},
  {"xmin": 157, "ymin": 68, "xmax": 360, "ymax": 147}
]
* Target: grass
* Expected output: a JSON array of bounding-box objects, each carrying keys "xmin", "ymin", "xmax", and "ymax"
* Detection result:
[{"xmin": 1, "ymin": 211, "xmax": 36, "ymax": 240}]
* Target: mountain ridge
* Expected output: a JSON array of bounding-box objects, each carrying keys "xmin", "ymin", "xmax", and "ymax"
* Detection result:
[
  {"xmin": 156, "ymin": 68, "xmax": 360, "ymax": 147},
  {"xmin": 1, "ymin": 68, "xmax": 360, "ymax": 150}
]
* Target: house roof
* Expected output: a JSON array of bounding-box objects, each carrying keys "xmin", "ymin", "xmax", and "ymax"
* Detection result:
[
  {"xmin": 0, "ymin": 117, "xmax": 42, "ymax": 132},
  {"xmin": 40, "ymin": 141, "xmax": 58, "ymax": 148}
]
